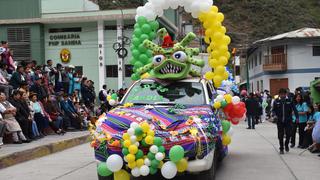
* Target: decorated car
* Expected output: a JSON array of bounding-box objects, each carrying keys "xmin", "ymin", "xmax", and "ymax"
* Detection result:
[{"xmin": 90, "ymin": 1, "xmax": 246, "ymax": 179}]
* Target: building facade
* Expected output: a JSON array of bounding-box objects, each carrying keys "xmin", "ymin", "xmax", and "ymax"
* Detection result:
[
  {"xmin": 244, "ymin": 28, "xmax": 320, "ymax": 95},
  {"xmin": 0, "ymin": 0, "xmax": 178, "ymax": 92}
]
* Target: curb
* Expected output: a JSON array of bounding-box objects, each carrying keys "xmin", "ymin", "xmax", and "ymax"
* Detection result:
[{"xmin": 0, "ymin": 134, "xmax": 91, "ymax": 169}]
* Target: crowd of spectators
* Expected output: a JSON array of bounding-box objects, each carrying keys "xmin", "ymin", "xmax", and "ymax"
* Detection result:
[{"xmin": 0, "ymin": 41, "xmax": 96, "ymax": 146}]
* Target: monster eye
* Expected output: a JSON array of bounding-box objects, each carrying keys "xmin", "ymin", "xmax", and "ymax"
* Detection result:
[
  {"xmin": 172, "ymin": 51, "xmax": 187, "ymax": 62},
  {"xmin": 153, "ymin": 55, "xmax": 165, "ymax": 66}
]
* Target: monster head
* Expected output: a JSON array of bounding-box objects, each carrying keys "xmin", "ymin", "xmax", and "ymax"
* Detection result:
[{"xmin": 137, "ymin": 28, "xmax": 205, "ymax": 80}]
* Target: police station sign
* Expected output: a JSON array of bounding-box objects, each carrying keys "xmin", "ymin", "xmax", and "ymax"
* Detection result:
[{"xmin": 48, "ymin": 33, "xmax": 81, "ymax": 46}]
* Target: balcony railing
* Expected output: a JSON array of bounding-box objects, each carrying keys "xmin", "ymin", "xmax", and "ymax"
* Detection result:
[{"xmin": 263, "ymin": 54, "xmax": 287, "ymax": 72}]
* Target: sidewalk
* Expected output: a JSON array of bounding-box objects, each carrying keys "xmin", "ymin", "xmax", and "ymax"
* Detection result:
[
  {"xmin": 216, "ymin": 121, "xmax": 320, "ymax": 180},
  {"xmin": 0, "ymin": 131, "xmax": 90, "ymax": 169}
]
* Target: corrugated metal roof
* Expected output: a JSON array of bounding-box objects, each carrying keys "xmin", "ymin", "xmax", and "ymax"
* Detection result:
[{"xmin": 254, "ymin": 28, "xmax": 320, "ymax": 44}]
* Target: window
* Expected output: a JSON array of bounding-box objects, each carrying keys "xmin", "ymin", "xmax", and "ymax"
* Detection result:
[
  {"xmin": 260, "ymin": 80, "xmax": 263, "ymax": 91},
  {"xmin": 48, "ymin": 27, "xmax": 82, "ymax": 33},
  {"xmin": 313, "ymin": 46, "xmax": 320, "ymax": 56},
  {"xmin": 259, "ymin": 52, "xmax": 262, "ymax": 65},
  {"xmin": 257, "ymin": 81, "xmax": 259, "ymax": 92},
  {"xmin": 254, "ymin": 54, "xmax": 257, "ymax": 67},
  {"xmin": 125, "ymin": 65, "xmax": 133, "ymax": 77},
  {"xmin": 7, "ymin": 27, "xmax": 31, "ymax": 62},
  {"xmin": 106, "ymin": 65, "xmax": 118, "ymax": 77}
]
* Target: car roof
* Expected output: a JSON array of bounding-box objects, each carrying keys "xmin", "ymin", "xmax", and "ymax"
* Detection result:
[{"xmin": 139, "ymin": 77, "xmax": 208, "ymax": 83}]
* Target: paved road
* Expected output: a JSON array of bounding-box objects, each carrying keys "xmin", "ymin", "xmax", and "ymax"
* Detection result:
[{"xmin": 0, "ymin": 122, "xmax": 319, "ymax": 180}]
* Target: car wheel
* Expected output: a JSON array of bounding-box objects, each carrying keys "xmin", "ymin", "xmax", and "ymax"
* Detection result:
[
  {"xmin": 197, "ymin": 148, "xmax": 219, "ymax": 180},
  {"xmin": 98, "ymin": 173, "xmax": 114, "ymax": 180}
]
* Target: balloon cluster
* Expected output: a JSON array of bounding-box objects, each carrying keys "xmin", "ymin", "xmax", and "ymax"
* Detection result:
[
  {"xmin": 213, "ymin": 94, "xmax": 246, "ymax": 125},
  {"xmin": 130, "ymin": 16, "xmax": 159, "ymax": 81},
  {"xmin": 200, "ymin": 6, "xmax": 231, "ymax": 88},
  {"xmin": 221, "ymin": 120, "xmax": 232, "ymax": 146},
  {"xmin": 97, "ymin": 122, "xmax": 188, "ymax": 179},
  {"xmin": 107, "ymin": 93, "xmax": 118, "ymax": 106},
  {"xmin": 136, "ymin": 0, "xmax": 213, "ymax": 21}
]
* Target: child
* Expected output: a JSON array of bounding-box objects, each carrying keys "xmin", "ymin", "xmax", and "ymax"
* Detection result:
[
  {"xmin": 74, "ymin": 102, "xmax": 89, "ymax": 129},
  {"xmin": 307, "ymin": 103, "xmax": 320, "ymax": 154}
]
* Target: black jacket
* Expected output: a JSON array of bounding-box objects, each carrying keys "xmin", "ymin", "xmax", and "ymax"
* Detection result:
[
  {"xmin": 9, "ymin": 98, "xmax": 30, "ymax": 122},
  {"xmin": 245, "ymin": 97, "xmax": 260, "ymax": 116},
  {"xmin": 30, "ymin": 84, "xmax": 48, "ymax": 101},
  {"xmin": 272, "ymin": 97, "xmax": 299, "ymax": 124}
]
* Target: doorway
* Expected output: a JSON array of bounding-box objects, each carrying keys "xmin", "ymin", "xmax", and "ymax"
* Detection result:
[{"xmin": 270, "ymin": 78, "xmax": 288, "ymax": 96}]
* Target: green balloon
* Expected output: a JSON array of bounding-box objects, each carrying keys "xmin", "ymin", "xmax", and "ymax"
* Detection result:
[
  {"xmin": 111, "ymin": 93, "xmax": 118, "ymax": 100},
  {"xmin": 221, "ymin": 100, "xmax": 228, "ymax": 108},
  {"xmin": 134, "ymin": 61, "xmax": 144, "ymax": 69},
  {"xmin": 134, "ymin": 23, "xmax": 140, "ymax": 29},
  {"xmin": 138, "ymin": 44, "xmax": 147, "ymax": 53},
  {"xmin": 150, "ymin": 167, "xmax": 158, "ymax": 175},
  {"xmin": 141, "ymin": 138, "xmax": 148, "ymax": 147},
  {"xmin": 97, "ymin": 162, "xmax": 112, "ymax": 177},
  {"xmin": 169, "ymin": 145, "xmax": 185, "ymax": 163},
  {"xmin": 221, "ymin": 120, "xmax": 231, "ymax": 134},
  {"xmin": 129, "ymin": 58, "xmax": 136, "ymax": 65},
  {"xmin": 140, "ymin": 34, "xmax": 149, "ymax": 41},
  {"xmin": 147, "ymin": 152, "xmax": 155, "ymax": 160},
  {"xmin": 137, "ymin": 16, "xmax": 147, "ymax": 26},
  {"xmin": 158, "ymin": 146, "xmax": 165, "ymax": 153},
  {"xmin": 149, "ymin": 31, "xmax": 156, "ymax": 39},
  {"xmin": 134, "ymin": 28, "xmax": 142, "ymax": 37},
  {"xmin": 132, "ymin": 50, "xmax": 140, "ymax": 59},
  {"xmin": 133, "ymin": 66, "xmax": 138, "ymax": 73},
  {"xmin": 146, "ymin": 50, "xmax": 153, "ymax": 58},
  {"xmin": 141, "ymin": 24, "xmax": 151, "ymax": 34},
  {"xmin": 139, "ymin": 54, "xmax": 149, "ymax": 64},
  {"xmin": 151, "ymin": 159, "xmax": 160, "ymax": 169},
  {"xmin": 122, "ymin": 148, "xmax": 129, "ymax": 156},
  {"xmin": 135, "ymin": 150, "xmax": 144, "ymax": 159},
  {"xmin": 153, "ymin": 137, "xmax": 163, "ymax": 146},
  {"xmin": 131, "ymin": 73, "xmax": 140, "ymax": 81},
  {"xmin": 132, "ymin": 38, "xmax": 140, "ymax": 47},
  {"xmin": 150, "ymin": 21, "xmax": 159, "ymax": 30},
  {"xmin": 134, "ymin": 127, "xmax": 144, "ymax": 136}
]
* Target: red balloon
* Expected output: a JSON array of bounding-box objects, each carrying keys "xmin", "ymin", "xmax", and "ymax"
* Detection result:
[
  {"xmin": 231, "ymin": 118, "xmax": 240, "ymax": 125},
  {"xmin": 223, "ymin": 104, "xmax": 233, "ymax": 114}
]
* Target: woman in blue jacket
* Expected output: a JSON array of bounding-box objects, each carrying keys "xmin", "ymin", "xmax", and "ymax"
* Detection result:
[{"xmin": 291, "ymin": 94, "xmax": 309, "ymax": 148}]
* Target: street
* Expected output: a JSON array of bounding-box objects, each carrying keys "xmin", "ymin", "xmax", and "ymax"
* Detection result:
[{"xmin": 0, "ymin": 122, "xmax": 319, "ymax": 180}]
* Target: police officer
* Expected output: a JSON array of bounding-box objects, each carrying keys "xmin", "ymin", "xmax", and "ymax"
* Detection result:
[{"xmin": 272, "ymin": 88, "xmax": 299, "ymax": 154}]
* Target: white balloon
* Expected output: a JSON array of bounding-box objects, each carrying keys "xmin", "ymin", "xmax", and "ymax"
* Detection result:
[
  {"xmin": 123, "ymin": 156, "xmax": 128, "ymax": 162},
  {"xmin": 130, "ymin": 135, "xmax": 137, "ymax": 143},
  {"xmin": 232, "ymin": 96, "xmax": 241, "ymax": 104},
  {"xmin": 155, "ymin": 152, "xmax": 165, "ymax": 161},
  {"xmin": 217, "ymin": 90, "xmax": 226, "ymax": 95},
  {"xmin": 144, "ymin": 158, "xmax": 151, "ymax": 166},
  {"xmin": 106, "ymin": 154, "xmax": 123, "ymax": 172},
  {"xmin": 140, "ymin": 165, "xmax": 150, "ymax": 176},
  {"xmin": 131, "ymin": 167, "xmax": 141, "ymax": 177},
  {"xmin": 127, "ymin": 128, "xmax": 135, "ymax": 136},
  {"xmin": 169, "ymin": 0, "xmax": 180, "ymax": 9},
  {"xmin": 130, "ymin": 122, "xmax": 140, "ymax": 129},
  {"xmin": 150, "ymin": 145, "xmax": 159, "ymax": 154},
  {"xmin": 109, "ymin": 99, "xmax": 117, "ymax": 106},
  {"xmin": 135, "ymin": 142, "xmax": 140, "ymax": 147},
  {"xmin": 161, "ymin": 161, "xmax": 177, "ymax": 179},
  {"xmin": 136, "ymin": 6, "xmax": 144, "ymax": 16},
  {"xmin": 199, "ymin": 2, "xmax": 211, "ymax": 12},
  {"xmin": 216, "ymin": 95, "xmax": 224, "ymax": 102}
]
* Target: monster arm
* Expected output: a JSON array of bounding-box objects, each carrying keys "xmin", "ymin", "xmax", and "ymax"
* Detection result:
[
  {"xmin": 143, "ymin": 39, "xmax": 165, "ymax": 54},
  {"xmin": 137, "ymin": 63, "xmax": 154, "ymax": 76},
  {"xmin": 188, "ymin": 58, "xmax": 205, "ymax": 68},
  {"xmin": 179, "ymin": 32, "xmax": 196, "ymax": 47}
]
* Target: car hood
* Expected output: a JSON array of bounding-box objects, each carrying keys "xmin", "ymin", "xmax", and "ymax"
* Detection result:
[{"xmin": 95, "ymin": 105, "xmax": 222, "ymax": 161}]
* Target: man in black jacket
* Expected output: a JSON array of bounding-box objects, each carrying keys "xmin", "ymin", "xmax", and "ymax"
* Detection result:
[
  {"xmin": 245, "ymin": 93, "xmax": 260, "ymax": 129},
  {"xmin": 272, "ymin": 88, "xmax": 299, "ymax": 154},
  {"xmin": 30, "ymin": 77, "xmax": 47, "ymax": 101}
]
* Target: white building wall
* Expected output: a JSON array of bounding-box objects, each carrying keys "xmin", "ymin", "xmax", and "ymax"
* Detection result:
[{"xmin": 287, "ymin": 42, "xmax": 320, "ymax": 70}]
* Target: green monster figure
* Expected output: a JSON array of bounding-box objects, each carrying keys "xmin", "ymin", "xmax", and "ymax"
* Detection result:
[{"xmin": 137, "ymin": 28, "xmax": 205, "ymax": 80}]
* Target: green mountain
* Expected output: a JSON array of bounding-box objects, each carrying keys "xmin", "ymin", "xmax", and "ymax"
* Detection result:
[{"xmin": 215, "ymin": 0, "xmax": 320, "ymax": 43}]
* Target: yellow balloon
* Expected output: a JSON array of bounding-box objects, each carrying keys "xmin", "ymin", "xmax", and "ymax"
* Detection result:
[
  {"xmin": 136, "ymin": 159, "xmax": 144, "ymax": 167},
  {"xmin": 217, "ymin": 12, "xmax": 225, "ymax": 22},
  {"xmin": 141, "ymin": 73, "xmax": 150, "ymax": 79},
  {"xmin": 126, "ymin": 154, "xmax": 136, "ymax": 163},
  {"xmin": 207, "ymin": 11, "xmax": 217, "ymax": 20},
  {"xmin": 129, "ymin": 145, "xmax": 138, "ymax": 154},
  {"xmin": 209, "ymin": 59, "xmax": 219, "ymax": 68},
  {"xmin": 211, "ymin": 50, "xmax": 220, "ymax": 59},
  {"xmin": 218, "ymin": 45, "xmax": 228, "ymax": 52},
  {"xmin": 204, "ymin": 36, "xmax": 210, "ymax": 44},
  {"xmin": 210, "ymin": 6, "xmax": 219, "ymax": 13},
  {"xmin": 224, "ymin": 94, "xmax": 232, "ymax": 103},
  {"xmin": 205, "ymin": 29, "xmax": 214, "ymax": 37},
  {"xmin": 128, "ymin": 161, "xmax": 137, "ymax": 169},
  {"xmin": 145, "ymin": 135, "xmax": 154, "ymax": 145},
  {"xmin": 215, "ymin": 65, "xmax": 225, "ymax": 75},
  {"xmin": 219, "ymin": 26, "xmax": 227, "ymax": 34},
  {"xmin": 205, "ymin": 72, "xmax": 215, "ymax": 80},
  {"xmin": 123, "ymin": 140, "xmax": 131, "ymax": 148},
  {"xmin": 114, "ymin": 169, "xmax": 130, "ymax": 180},
  {"xmin": 203, "ymin": 21, "xmax": 211, "ymax": 29},
  {"xmin": 147, "ymin": 130, "xmax": 155, "ymax": 136},
  {"xmin": 223, "ymin": 35, "xmax": 231, "ymax": 45},
  {"xmin": 223, "ymin": 71, "xmax": 229, "ymax": 80},
  {"xmin": 219, "ymin": 56, "xmax": 229, "ymax": 66},
  {"xmin": 140, "ymin": 122, "xmax": 150, "ymax": 132},
  {"xmin": 137, "ymin": 135, "xmax": 143, "ymax": 141},
  {"xmin": 122, "ymin": 133, "xmax": 130, "ymax": 140},
  {"xmin": 107, "ymin": 95, "xmax": 111, "ymax": 101},
  {"xmin": 213, "ymin": 101, "xmax": 221, "ymax": 109},
  {"xmin": 222, "ymin": 134, "xmax": 231, "ymax": 146},
  {"xmin": 199, "ymin": 12, "xmax": 206, "ymax": 22},
  {"xmin": 176, "ymin": 158, "xmax": 188, "ymax": 172},
  {"xmin": 209, "ymin": 21, "xmax": 222, "ymax": 30},
  {"xmin": 159, "ymin": 161, "xmax": 164, "ymax": 168},
  {"xmin": 214, "ymin": 82, "xmax": 222, "ymax": 88},
  {"xmin": 213, "ymin": 32, "xmax": 223, "ymax": 41},
  {"xmin": 207, "ymin": 46, "xmax": 212, "ymax": 53}
]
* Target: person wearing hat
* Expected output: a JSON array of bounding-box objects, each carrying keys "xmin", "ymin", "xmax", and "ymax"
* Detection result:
[
  {"xmin": 272, "ymin": 88, "xmax": 299, "ymax": 154},
  {"xmin": 9, "ymin": 65, "xmax": 25, "ymax": 89},
  {"xmin": 29, "ymin": 76, "xmax": 47, "ymax": 101}
]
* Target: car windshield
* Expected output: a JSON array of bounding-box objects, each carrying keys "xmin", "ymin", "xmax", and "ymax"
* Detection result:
[{"xmin": 122, "ymin": 81, "xmax": 205, "ymax": 105}]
